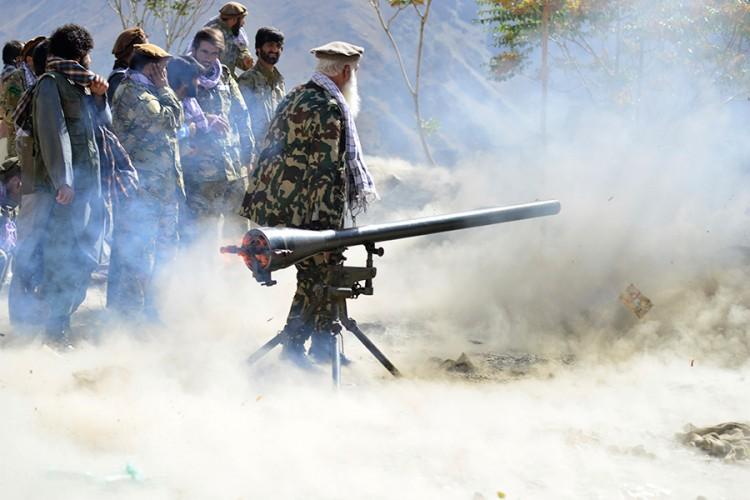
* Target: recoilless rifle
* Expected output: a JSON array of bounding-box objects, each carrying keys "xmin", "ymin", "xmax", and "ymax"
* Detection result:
[{"xmin": 221, "ymin": 200, "xmax": 561, "ymax": 386}]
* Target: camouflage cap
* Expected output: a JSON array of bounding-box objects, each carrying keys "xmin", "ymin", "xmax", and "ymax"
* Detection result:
[
  {"xmin": 219, "ymin": 1, "xmax": 247, "ymax": 17},
  {"xmin": 310, "ymin": 41, "xmax": 364, "ymax": 60},
  {"xmin": 132, "ymin": 43, "xmax": 171, "ymax": 61}
]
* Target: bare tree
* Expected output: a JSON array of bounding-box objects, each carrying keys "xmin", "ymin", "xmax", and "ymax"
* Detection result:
[
  {"xmin": 369, "ymin": 0, "xmax": 436, "ymax": 166},
  {"xmin": 106, "ymin": 0, "xmax": 153, "ymax": 30},
  {"xmin": 107, "ymin": 0, "xmax": 215, "ymax": 52}
]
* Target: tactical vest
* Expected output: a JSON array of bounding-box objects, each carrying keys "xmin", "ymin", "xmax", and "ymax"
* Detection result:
[{"xmin": 32, "ymin": 72, "xmax": 100, "ymax": 193}]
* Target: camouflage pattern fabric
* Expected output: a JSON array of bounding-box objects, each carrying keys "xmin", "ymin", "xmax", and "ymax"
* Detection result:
[
  {"xmin": 180, "ymin": 65, "xmax": 251, "ymax": 242},
  {"xmin": 109, "ymin": 79, "xmax": 184, "ymax": 317},
  {"xmin": 205, "ymin": 18, "xmax": 253, "ymax": 77},
  {"xmin": 182, "ymin": 177, "xmax": 247, "ymax": 243},
  {"xmin": 281, "ymin": 251, "xmax": 344, "ymax": 347},
  {"xmin": 237, "ymin": 62, "xmax": 285, "ymax": 143},
  {"xmin": 181, "ymin": 66, "xmax": 249, "ymax": 184},
  {"xmin": 239, "ymin": 80, "xmax": 347, "ymax": 348},
  {"xmin": 238, "ymin": 81, "xmax": 346, "ymax": 230},
  {"xmin": 111, "ymin": 79, "xmax": 184, "ymax": 189},
  {"xmin": 107, "ymin": 169, "xmax": 180, "ymax": 317},
  {"xmin": 1, "ymin": 69, "xmax": 27, "ymax": 157}
]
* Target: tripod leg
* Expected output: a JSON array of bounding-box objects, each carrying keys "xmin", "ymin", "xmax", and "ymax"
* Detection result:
[
  {"xmin": 341, "ymin": 317, "xmax": 402, "ymax": 378},
  {"xmin": 246, "ymin": 333, "xmax": 283, "ymax": 366},
  {"xmin": 332, "ymin": 332, "xmax": 342, "ymax": 388}
]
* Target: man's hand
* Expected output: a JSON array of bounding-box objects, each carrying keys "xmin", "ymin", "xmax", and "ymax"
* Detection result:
[
  {"xmin": 207, "ymin": 114, "xmax": 230, "ymax": 134},
  {"xmin": 90, "ymin": 75, "xmax": 109, "ymax": 96},
  {"xmin": 145, "ymin": 62, "xmax": 168, "ymax": 89},
  {"xmin": 56, "ymin": 185, "xmax": 74, "ymax": 205},
  {"xmin": 241, "ymin": 55, "xmax": 254, "ymax": 70}
]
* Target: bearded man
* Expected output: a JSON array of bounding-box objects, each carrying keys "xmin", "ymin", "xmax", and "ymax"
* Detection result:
[
  {"xmin": 204, "ymin": 2, "xmax": 253, "ymax": 77},
  {"xmin": 180, "ymin": 27, "xmax": 253, "ymax": 243},
  {"xmin": 237, "ymin": 27, "xmax": 286, "ymax": 143},
  {"xmin": 239, "ymin": 41, "xmax": 378, "ymax": 366}
]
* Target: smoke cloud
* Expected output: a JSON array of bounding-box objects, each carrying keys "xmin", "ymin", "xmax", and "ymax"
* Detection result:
[{"xmin": 1, "ymin": 1, "xmax": 750, "ymax": 498}]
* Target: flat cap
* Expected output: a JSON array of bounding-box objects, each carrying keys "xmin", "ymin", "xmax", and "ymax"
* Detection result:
[
  {"xmin": 20, "ymin": 36, "xmax": 46, "ymax": 60},
  {"xmin": 112, "ymin": 27, "xmax": 148, "ymax": 60},
  {"xmin": 133, "ymin": 43, "xmax": 171, "ymax": 60},
  {"xmin": 219, "ymin": 2, "xmax": 247, "ymax": 16},
  {"xmin": 310, "ymin": 41, "xmax": 364, "ymax": 59}
]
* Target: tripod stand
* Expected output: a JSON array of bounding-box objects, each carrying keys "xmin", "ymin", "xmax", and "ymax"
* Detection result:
[{"xmin": 246, "ymin": 243, "xmax": 402, "ymax": 386}]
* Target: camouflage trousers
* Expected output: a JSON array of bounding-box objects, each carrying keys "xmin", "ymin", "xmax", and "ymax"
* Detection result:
[
  {"xmin": 107, "ymin": 170, "xmax": 180, "ymax": 318},
  {"xmin": 5, "ymin": 125, "xmax": 16, "ymax": 158},
  {"xmin": 183, "ymin": 177, "xmax": 248, "ymax": 243},
  {"xmin": 283, "ymin": 251, "xmax": 343, "ymax": 347}
]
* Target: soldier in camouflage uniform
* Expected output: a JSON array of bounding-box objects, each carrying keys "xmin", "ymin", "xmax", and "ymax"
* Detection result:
[
  {"xmin": 204, "ymin": 2, "xmax": 253, "ymax": 77},
  {"xmin": 0, "ymin": 40, "xmax": 23, "ymax": 143},
  {"xmin": 181, "ymin": 28, "xmax": 253, "ymax": 243},
  {"xmin": 2, "ymin": 37, "xmax": 44, "ymax": 158},
  {"xmin": 239, "ymin": 41, "xmax": 378, "ymax": 366},
  {"xmin": 110, "ymin": 43, "xmax": 184, "ymax": 320},
  {"xmin": 237, "ymin": 27, "xmax": 286, "ymax": 143}
]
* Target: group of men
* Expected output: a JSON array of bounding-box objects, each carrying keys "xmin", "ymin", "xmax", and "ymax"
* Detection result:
[{"xmin": 0, "ymin": 1, "xmax": 375, "ymax": 366}]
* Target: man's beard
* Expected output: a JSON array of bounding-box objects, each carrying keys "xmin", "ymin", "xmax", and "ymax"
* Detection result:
[
  {"xmin": 259, "ymin": 50, "xmax": 279, "ymax": 65},
  {"xmin": 231, "ymin": 23, "xmax": 241, "ymax": 36},
  {"xmin": 186, "ymin": 83, "xmax": 198, "ymax": 98},
  {"xmin": 341, "ymin": 70, "xmax": 360, "ymax": 119}
]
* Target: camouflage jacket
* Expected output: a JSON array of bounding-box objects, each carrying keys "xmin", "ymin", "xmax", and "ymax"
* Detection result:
[
  {"xmin": 111, "ymin": 79, "xmax": 185, "ymax": 195},
  {"xmin": 205, "ymin": 18, "xmax": 253, "ymax": 77},
  {"xmin": 182, "ymin": 65, "xmax": 252, "ymax": 183},
  {"xmin": 239, "ymin": 81, "xmax": 346, "ymax": 229},
  {"xmin": 237, "ymin": 62, "xmax": 285, "ymax": 143},
  {"xmin": 0, "ymin": 64, "xmax": 17, "ymax": 120},
  {"xmin": 1, "ymin": 68, "xmax": 27, "ymax": 125}
]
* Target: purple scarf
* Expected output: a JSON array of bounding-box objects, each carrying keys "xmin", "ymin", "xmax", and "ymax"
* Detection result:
[
  {"xmin": 182, "ymin": 97, "xmax": 209, "ymax": 131},
  {"xmin": 125, "ymin": 69, "xmax": 154, "ymax": 88},
  {"xmin": 198, "ymin": 59, "xmax": 222, "ymax": 90}
]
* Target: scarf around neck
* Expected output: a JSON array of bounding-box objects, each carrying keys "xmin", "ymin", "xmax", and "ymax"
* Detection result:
[
  {"xmin": 125, "ymin": 69, "xmax": 154, "ymax": 88},
  {"xmin": 310, "ymin": 72, "xmax": 378, "ymax": 217},
  {"xmin": 199, "ymin": 59, "xmax": 222, "ymax": 90},
  {"xmin": 14, "ymin": 57, "xmax": 95, "ymax": 132}
]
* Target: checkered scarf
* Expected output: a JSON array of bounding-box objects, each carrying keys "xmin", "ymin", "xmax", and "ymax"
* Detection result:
[
  {"xmin": 310, "ymin": 72, "xmax": 378, "ymax": 217},
  {"xmin": 14, "ymin": 57, "xmax": 138, "ymax": 200},
  {"xmin": 14, "ymin": 57, "xmax": 95, "ymax": 132}
]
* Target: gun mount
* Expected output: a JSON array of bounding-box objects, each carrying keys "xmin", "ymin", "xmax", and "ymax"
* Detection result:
[{"xmin": 221, "ymin": 200, "xmax": 561, "ymax": 386}]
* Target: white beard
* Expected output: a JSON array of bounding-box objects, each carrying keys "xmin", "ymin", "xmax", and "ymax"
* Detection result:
[{"xmin": 341, "ymin": 70, "xmax": 361, "ymax": 119}]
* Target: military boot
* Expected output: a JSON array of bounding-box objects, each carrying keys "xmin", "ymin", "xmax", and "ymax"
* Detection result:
[
  {"xmin": 308, "ymin": 330, "xmax": 351, "ymax": 366},
  {"xmin": 279, "ymin": 326, "xmax": 315, "ymax": 370}
]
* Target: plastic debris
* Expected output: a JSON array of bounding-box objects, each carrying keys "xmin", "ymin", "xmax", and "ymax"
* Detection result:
[
  {"xmin": 619, "ymin": 284, "xmax": 653, "ymax": 319},
  {"xmin": 48, "ymin": 464, "xmax": 146, "ymax": 485}
]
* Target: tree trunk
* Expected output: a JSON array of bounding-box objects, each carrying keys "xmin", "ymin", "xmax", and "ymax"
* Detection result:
[{"xmin": 414, "ymin": 0, "xmax": 436, "ymax": 166}]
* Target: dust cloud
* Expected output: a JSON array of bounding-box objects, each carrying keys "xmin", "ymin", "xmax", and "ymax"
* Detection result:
[
  {"xmin": 1, "ymin": 120, "xmax": 749, "ymax": 497},
  {"xmin": 2, "ymin": 3, "xmax": 750, "ymax": 497}
]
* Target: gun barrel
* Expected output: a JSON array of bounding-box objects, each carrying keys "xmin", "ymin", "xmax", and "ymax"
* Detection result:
[
  {"xmin": 223, "ymin": 200, "xmax": 561, "ymax": 285},
  {"xmin": 325, "ymin": 200, "xmax": 560, "ymax": 248}
]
